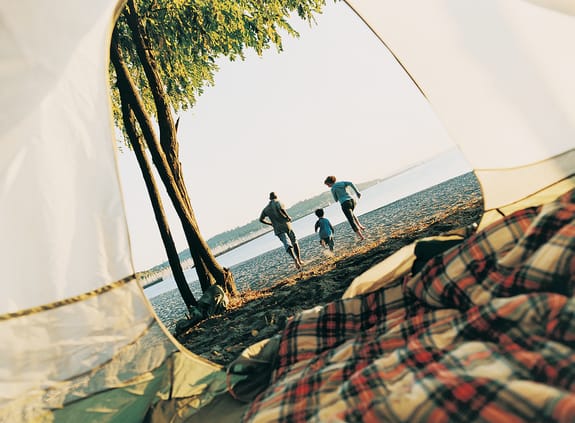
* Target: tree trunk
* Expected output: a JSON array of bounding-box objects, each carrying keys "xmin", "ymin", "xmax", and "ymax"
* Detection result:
[
  {"xmin": 112, "ymin": 26, "xmax": 216, "ymax": 293},
  {"xmin": 124, "ymin": 0, "xmax": 238, "ymax": 296},
  {"xmin": 111, "ymin": 33, "xmax": 198, "ymax": 309}
]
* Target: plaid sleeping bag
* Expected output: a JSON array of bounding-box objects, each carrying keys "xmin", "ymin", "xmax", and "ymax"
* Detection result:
[{"xmin": 242, "ymin": 189, "xmax": 575, "ymax": 422}]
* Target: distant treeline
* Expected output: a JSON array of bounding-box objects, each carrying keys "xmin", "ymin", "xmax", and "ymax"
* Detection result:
[
  {"xmin": 145, "ymin": 178, "xmax": 381, "ymax": 274},
  {"xmin": 206, "ymin": 179, "xmax": 381, "ymax": 251}
]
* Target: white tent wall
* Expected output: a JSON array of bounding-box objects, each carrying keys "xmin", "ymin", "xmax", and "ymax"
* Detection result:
[
  {"xmin": 524, "ymin": 0, "xmax": 575, "ymax": 15},
  {"xmin": 2, "ymin": 0, "xmax": 575, "ymax": 421},
  {"xmin": 345, "ymin": 0, "xmax": 575, "ymax": 211},
  {"xmin": 0, "ymin": 0, "xmax": 130, "ymax": 312},
  {"xmin": 0, "ymin": 0, "xmax": 223, "ymax": 421}
]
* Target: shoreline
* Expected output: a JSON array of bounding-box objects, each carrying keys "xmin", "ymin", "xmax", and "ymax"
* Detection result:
[
  {"xmin": 176, "ymin": 199, "xmax": 483, "ymax": 366},
  {"xmin": 152, "ymin": 173, "xmax": 482, "ymax": 333}
]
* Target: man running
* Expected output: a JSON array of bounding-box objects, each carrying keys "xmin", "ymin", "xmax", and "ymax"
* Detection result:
[{"xmin": 259, "ymin": 192, "xmax": 303, "ymax": 269}]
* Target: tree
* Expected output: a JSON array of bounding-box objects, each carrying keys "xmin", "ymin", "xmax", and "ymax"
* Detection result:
[
  {"xmin": 110, "ymin": 0, "xmax": 327, "ymax": 297},
  {"xmin": 112, "ymin": 40, "xmax": 198, "ymax": 308}
]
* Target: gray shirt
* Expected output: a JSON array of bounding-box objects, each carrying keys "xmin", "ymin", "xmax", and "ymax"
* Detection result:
[{"xmin": 260, "ymin": 200, "xmax": 292, "ymax": 235}]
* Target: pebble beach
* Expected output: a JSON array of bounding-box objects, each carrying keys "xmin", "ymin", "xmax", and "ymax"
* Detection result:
[{"xmin": 160, "ymin": 172, "xmax": 484, "ymax": 366}]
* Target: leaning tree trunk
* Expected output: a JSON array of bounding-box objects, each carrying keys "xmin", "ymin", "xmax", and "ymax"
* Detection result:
[
  {"xmin": 126, "ymin": 106, "xmax": 198, "ymax": 309},
  {"xmin": 112, "ymin": 34, "xmax": 198, "ymax": 309},
  {"xmin": 112, "ymin": 25, "xmax": 219, "ymax": 294},
  {"xmin": 124, "ymin": 0, "xmax": 237, "ymax": 296}
]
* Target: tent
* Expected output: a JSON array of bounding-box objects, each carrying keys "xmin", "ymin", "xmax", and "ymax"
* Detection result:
[
  {"xmin": 1, "ymin": 0, "xmax": 573, "ymax": 422},
  {"xmin": 344, "ymin": 0, "xmax": 575, "ymax": 220},
  {"xmin": 1, "ymin": 1, "xmax": 226, "ymax": 422}
]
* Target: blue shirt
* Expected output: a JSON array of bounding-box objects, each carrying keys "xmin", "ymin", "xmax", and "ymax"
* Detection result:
[
  {"xmin": 330, "ymin": 181, "xmax": 360, "ymax": 204},
  {"xmin": 315, "ymin": 217, "xmax": 334, "ymax": 238}
]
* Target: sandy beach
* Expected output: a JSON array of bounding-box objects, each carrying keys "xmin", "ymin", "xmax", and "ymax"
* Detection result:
[{"xmin": 176, "ymin": 176, "xmax": 483, "ymax": 366}]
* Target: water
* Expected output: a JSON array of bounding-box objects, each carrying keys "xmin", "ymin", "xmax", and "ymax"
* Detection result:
[
  {"xmin": 146, "ymin": 151, "xmax": 481, "ymax": 331},
  {"xmin": 146, "ymin": 148, "xmax": 471, "ymax": 299}
]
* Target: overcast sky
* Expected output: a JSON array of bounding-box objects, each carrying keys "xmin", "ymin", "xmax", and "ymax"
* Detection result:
[{"xmin": 116, "ymin": 1, "xmax": 457, "ymax": 271}]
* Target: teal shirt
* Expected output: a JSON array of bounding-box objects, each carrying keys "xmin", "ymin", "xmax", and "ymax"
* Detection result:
[
  {"xmin": 330, "ymin": 181, "xmax": 360, "ymax": 204},
  {"xmin": 315, "ymin": 217, "xmax": 334, "ymax": 238}
]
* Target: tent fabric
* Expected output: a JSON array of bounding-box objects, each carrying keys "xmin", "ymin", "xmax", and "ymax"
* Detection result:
[
  {"xmin": 524, "ymin": 0, "xmax": 575, "ymax": 15},
  {"xmin": 242, "ymin": 188, "xmax": 575, "ymax": 422},
  {"xmin": 479, "ymin": 175, "xmax": 575, "ymax": 228},
  {"xmin": 2, "ymin": 0, "xmax": 575, "ymax": 421},
  {"xmin": 345, "ymin": 0, "xmax": 575, "ymax": 211},
  {"xmin": 0, "ymin": 1, "xmax": 228, "ymax": 421},
  {"xmin": 0, "ymin": 0, "xmax": 133, "ymax": 312},
  {"xmin": 1, "ymin": 280, "xmax": 151, "ymax": 405},
  {"xmin": 0, "ymin": 277, "xmax": 227, "ymax": 422}
]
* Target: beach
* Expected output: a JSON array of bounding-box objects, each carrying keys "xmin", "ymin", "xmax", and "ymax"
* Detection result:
[{"xmin": 172, "ymin": 173, "xmax": 483, "ymax": 366}]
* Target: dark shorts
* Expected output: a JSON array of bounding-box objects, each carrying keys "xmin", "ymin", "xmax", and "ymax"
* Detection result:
[
  {"xmin": 320, "ymin": 235, "xmax": 334, "ymax": 250},
  {"xmin": 341, "ymin": 199, "xmax": 359, "ymax": 232}
]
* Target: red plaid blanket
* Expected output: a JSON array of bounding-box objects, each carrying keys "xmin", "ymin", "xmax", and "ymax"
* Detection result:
[{"xmin": 243, "ymin": 189, "xmax": 575, "ymax": 422}]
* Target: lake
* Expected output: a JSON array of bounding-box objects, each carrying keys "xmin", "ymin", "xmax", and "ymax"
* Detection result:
[
  {"xmin": 146, "ymin": 149, "xmax": 473, "ymax": 299},
  {"xmin": 146, "ymin": 150, "xmax": 482, "ymax": 331}
]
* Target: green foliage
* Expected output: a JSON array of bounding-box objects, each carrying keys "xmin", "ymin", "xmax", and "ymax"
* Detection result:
[{"xmin": 109, "ymin": 0, "xmax": 328, "ymax": 143}]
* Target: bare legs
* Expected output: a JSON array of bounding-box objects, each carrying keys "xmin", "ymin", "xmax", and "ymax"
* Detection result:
[
  {"xmin": 280, "ymin": 230, "xmax": 303, "ymax": 269},
  {"xmin": 288, "ymin": 245, "xmax": 302, "ymax": 269},
  {"xmin": 342, "ymin": 199, "xmax": 365, "ymax": 240}
]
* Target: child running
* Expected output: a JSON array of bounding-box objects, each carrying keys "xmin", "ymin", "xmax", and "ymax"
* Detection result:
[{"xmin": 314, "ymin": 208, "xmax": 335, "ymax": 252}]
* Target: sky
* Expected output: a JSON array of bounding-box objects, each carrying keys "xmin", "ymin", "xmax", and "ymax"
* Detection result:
[{"xmin": 117, "ymin": 1, "xmax": 458, "ymax": 271}]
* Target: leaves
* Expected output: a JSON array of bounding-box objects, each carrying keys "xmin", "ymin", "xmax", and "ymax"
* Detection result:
[{"xmin": 110, "ymin": 0, "xmax": 328, "ymax": 133}]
